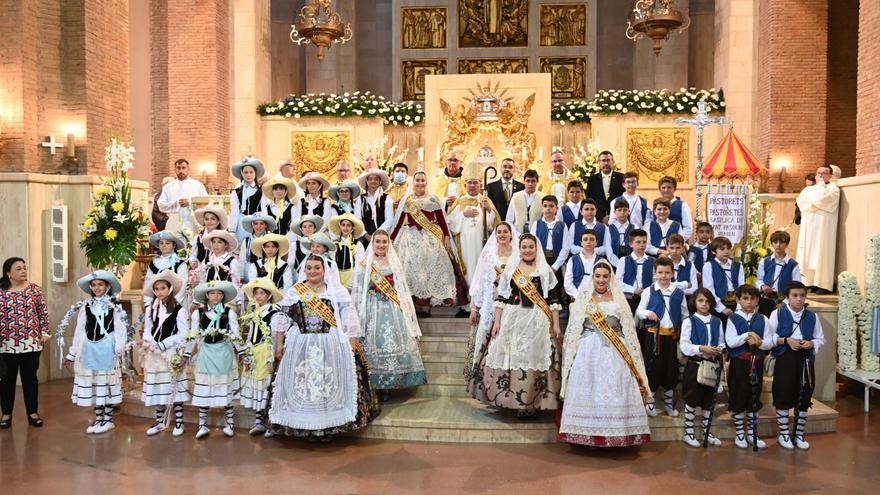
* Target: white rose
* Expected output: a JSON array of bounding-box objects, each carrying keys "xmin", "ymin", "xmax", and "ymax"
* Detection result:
[
  {"xmin": 615, "ymin": 103, "xmax": 622, "ymax": 110},
  {"xmin": 285, "ymin": 112, "xmax": 291, "ymax": 117}
]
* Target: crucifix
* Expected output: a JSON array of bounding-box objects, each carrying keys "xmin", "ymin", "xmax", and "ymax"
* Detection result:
[
  {"xmin": 41, "ymin": 135, "xmax": 65, "ymax": 155},
  {"xmin": 675, "ymin": 99, "xmax": 728, "ymax": 221}
]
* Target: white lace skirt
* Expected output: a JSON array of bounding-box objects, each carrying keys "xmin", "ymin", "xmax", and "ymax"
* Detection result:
[
  {"xmin": 485, "ymin": 304, "xmax": 552, "ymax": 372},
  {"xmin": 269, "ymin": 329, "xmax": 358, "ymax": 431},
  {"xmin": 559, "ymin": 330, "xmax": 650, "ymax": 440},
  {"xmin": 393, "ymin": 226, "xmax": 456, "ymax": 304},
  {"xmin": 141, "ymin": 349, "xmax": 190, "ymax": 406}
]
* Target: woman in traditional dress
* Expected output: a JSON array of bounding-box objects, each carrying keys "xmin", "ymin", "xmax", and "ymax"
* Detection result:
[
  {"xmin": 390, "ymin": 171, "xmax": 467, "ymax": 315},
  {"xmin": 465, "ymin": 222, "xmax": 516, "ymax": 401},
  {"xmin": 269, "ymin": 255, "xmax": 380, "ymax": 441},
  {"xmin": 351, "ymin": 229, "xmax": 426, "ymax": 400},
  {"xmin": 480, "ymin": 233, "xmax": 562, "ymax": 419},
  {"xmin": 298, "ymin": 172, "xmax": 332, "ymax": 230},
  {"xmin": 559, "ymin": 259, "xmax": 651, "ymax": 447},
  {"xmin": 328, "ymin": 181, "xmax": 362, "ymax": 216}
]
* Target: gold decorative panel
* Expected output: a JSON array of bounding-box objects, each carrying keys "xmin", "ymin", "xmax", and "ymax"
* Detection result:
[
  {"xmin": 457, "ymin": 58, "xmax": 529, "ymax": 74},
  {"xmin": 539, "ymin": 4, "xmax": 588, "ymax": 46},
  {"xmin": 402, "ymin": 7, "xmax": 447, "ymax": 49},
  {"xmin": 539, "ymin": 57, "xmax": 587, "ymax": 98},
  {"xmin": 626, "ymin": 128, "xmax": 690, "ymax": 184},
  {"xmin": 290, "ymin": 131, "xmax": 350, "ymax": 183},
  {"xmin": 458, "ymin": 0, "xmax": 528, "ymax": 48},
  {"xmin": 402, "ymin": 59, "xmax": 448, "ymax": 101}
]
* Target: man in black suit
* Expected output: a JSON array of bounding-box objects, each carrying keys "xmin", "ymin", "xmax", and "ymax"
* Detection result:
[
  {"xmin": 585, "ymin": 150, "xmax": 625, "ymax": 222},
  {"xmin": 485, "ymin": 157, "xmax": 525, "ymax": 221}
]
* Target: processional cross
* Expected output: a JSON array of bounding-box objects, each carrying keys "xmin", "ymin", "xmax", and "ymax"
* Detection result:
[{"xmin": 675, "ymin": 99, "xmax": 728, "ymax": 221}]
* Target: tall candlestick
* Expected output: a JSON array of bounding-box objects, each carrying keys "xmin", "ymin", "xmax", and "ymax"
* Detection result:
[
  {"xmin": 538, "ymin": 146, "xmax": 543, "ymax": 162},
  {"xmin": 418, "ymin": 147, "xmax": 424, "ymax": 162},
  {"xmin": 435, "ymin": 146, "xmax": 441, "ymax": 162}
]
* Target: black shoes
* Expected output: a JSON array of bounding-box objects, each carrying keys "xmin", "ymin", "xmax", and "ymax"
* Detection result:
[{"xmin": 27, "ymin": 414, "xmax": 44, "ymax": 427}]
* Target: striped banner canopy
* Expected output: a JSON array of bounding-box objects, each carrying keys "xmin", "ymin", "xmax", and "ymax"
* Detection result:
[{"xmin": 701, "ymin": 130, "xmax": 767, "ymax": 180}]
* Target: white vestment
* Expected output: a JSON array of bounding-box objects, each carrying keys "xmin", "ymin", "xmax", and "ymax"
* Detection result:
[
  {"xmin": 157, "ymin": 177, "xmax": 208, "ymax": 233},
  {"xmin": 447, "ymin": 194, "xmax": 497, "ymax": 286},
  {"xmin": 795, "ymin": 181, "xmax": 840, "ymax": 290}
]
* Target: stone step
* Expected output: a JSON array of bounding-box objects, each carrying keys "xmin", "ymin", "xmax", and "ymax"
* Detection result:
[
  {"xmin": 418, "ymin": 335, "xmax": 469, "ymax": 356},
  {"xmin": 423, "ymin": 354, "xmax": 468, "ymax": 375},
  {"xmin": 418, "ymin": 317, "xmax": 471, "ymax": 337},
  {"xmin": 413, "ymin": 373, "xmax": 471, "ymax": 398}
]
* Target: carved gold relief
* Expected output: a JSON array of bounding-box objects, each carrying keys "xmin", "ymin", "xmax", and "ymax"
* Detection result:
[
  {"xmin": 457, "ymin": 58, "xmax": 529, "ymax": 75},
  {"xmin": 626, "ymin": 128, "xmax": 690, "ymax": 184},
  {"xmin": 539, "ymin": 57, "xmax": 587, "ymax": 99},
  {"xmin": 290, "ymin": 131, "xmax": 350, "ymax": 184},
  {"xmin": 458, "ymin": 0, "xmax": 528, "ymax": 48},
  {"xmin": 402, "ymin": 59, "xmax": 447, "ymax": 101},
  {"xmin": 539, "ymin": 4, "xmax": 587, "ymax": 46},
  {"xmin": 402, "ymin": 7, "xmax": 447, "ymax": 49}
]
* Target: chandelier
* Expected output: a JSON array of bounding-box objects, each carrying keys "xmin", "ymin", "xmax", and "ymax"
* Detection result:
[
  {"xmin": 626, "ymin": 0, "xmax": 690, "ymax": 56},
  {"xmin": 290, "ymin": 0, "xmax": 353, "ymax": 62}
]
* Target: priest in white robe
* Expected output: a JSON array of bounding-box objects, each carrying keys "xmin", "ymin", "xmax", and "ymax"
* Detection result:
[
  {"xmin": 156, "ymin": 158, "xmax": 208, "ymax": 234},
  {"xmin": 795, "ymin": 165, "xmax": 840, "ymax": 292},
  {"xmin": 447, "ymin": 162, "xmax": 499, "ymax": 316}
]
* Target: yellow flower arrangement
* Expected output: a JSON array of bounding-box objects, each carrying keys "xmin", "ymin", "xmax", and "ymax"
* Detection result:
[
  {"xmin": 83, "ymin": 217, "xmax": 95, "ymax": 228},
  {"xmin": 104, "ymin": 228, "xmax": 118, "ymax": 241},
  {"xmin": 95, "ymin": 186, "xmax": 111, "ymax": 197},
  {"xmin": 755, "ymin": 247, "xmax": 768, "ymax": 257},
  {"xmin": 111, "ymin": 201, "xmax": 125, "ymax": 213}
]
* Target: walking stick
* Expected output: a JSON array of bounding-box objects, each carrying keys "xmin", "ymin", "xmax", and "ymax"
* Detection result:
[
  {"xmin": 702, "ymin": 353, "xmax": 725, "ymax": 448},
  {"xmin": 749, "ymin": 346, "xmax": 760, "ymax": 452},
  {"xmin": 482, "ymin": 165, "xmax": 497, "ymax": 244}
]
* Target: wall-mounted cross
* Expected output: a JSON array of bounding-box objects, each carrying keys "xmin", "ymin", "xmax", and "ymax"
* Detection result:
[{"xmin": 41, "ymin": 135, "xmax": 65, "ymax": 155}]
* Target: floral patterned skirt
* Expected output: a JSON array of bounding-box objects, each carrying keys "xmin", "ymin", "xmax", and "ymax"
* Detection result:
[{"xmin": 479, "ymin": 337, "xmax": 561, "ymax": 411}]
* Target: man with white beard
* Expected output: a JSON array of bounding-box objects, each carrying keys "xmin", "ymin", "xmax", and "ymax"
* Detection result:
[
  {"xmin": 447, "ymin": 161, "xmax": 499, "ymax": 317},
  {"xmin": 156, "ymin": 158, "xmax": 208, "ymax": 234}
]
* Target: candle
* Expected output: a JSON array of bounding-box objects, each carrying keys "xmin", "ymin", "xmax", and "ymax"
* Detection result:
[
  {"xmin": 435, "ymin": 146, "xmax": 441, "ymax": 162},
  {"xmin": 418, "ymin": 147, "xmax": 424, "ymax": 162},
  {"xmin": 66, "ymin": 133, "xmax": 75, "ymax": 157},
  {"xmin": 538, "ymin": 146, "xmax": 543, "ymax": 162},
  {"xmin": 521, "ymin": 145, "xmax": 527, "ymax": 162}
]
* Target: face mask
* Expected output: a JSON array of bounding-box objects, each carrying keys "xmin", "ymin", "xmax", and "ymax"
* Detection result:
[{"xmin": 393, "ymin": 172, "xmax": 406, "ymax": 184}]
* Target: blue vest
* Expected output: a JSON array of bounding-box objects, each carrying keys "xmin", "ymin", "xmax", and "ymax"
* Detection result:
[
  {"xmin": 670, "ymin": 198, "xmax": 684, "ymax": 224},
  {"xmin": 609, "ymin": 222, "xmax": 634, "ymax": 258},
  {"xmin": 573, "ymin": 221, "xmax": 606, "ymax": 249},
  {"xmin": 728, "ymin": 313, "xmax": 766, "ymax": 358},
  {"xmin": 771, "ymin": 305, "xmax": 816, "ymax": 357},
  {"xmin": 535, "ymin": 220, "xmax": 566, "ymax": 255},
  {"xmin": 675, "ymin": 259, "xmax": 693, "ymax": 283},
  {"xmin": 709, "ymin": 259, "xmax": 741, "ymax": 301},
  {"xmin": 648, "ymin": 220, "xmax": 681, "ymax": 248},
  {"xmin": 622, "ymin": 255, "xmax": 654, "ymax": 289},
  {"xmin": 688, "ymin": 315, "xmax": 722, "ymax": 347},
  {"xmin": 613, "ymin": 195, "xmax": 649, "ymax": 226},
  {"xmin": 561, "ymin": 203, "xmax": 582, "ymax": 227},
  {"xmin": 570, "ymin": 255, "xmax": 592, "ymax": 288},
  {"xmin": 646, "ymin": 287, "xmax": 685, "ymax": 328},
  {"xmin": 762, "ymin": 256, "xmax": 798, "ymax": 291},
  {"xmin": 688, "ymin": 244, "xmax": 714, "ymax": 273}
]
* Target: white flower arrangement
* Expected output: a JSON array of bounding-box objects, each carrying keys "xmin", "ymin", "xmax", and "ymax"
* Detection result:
[
  {"xmin": 551, "ymin": 88, "xmax": 725, "ymax": 125},
  {"xmin": 258, "ymin": 91, "xmax": 424, "ymax": 127},
  {"xmin": 351, "ymin": 136, "xmax": 409, "ymax": 175},
  {"xmin": 861, "ymin": 234, "xmax": 880, "ymax": 370},
  {"xmin": 837, "ymin": 271, "xmax": 862, "ymax": 372}
]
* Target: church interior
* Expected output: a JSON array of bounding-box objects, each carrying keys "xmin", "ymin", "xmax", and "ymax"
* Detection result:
[{"xmin": 0, "ymin": 0, "xmax": 879, "ymax": 493}]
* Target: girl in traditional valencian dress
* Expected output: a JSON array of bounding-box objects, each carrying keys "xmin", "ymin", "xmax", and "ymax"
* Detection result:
[
  {"xmin": 465, "ymin": 222, "xmax": 516, "ymax": 401},
  {"xmin": 298, "ymin": 171, "xmax": 332, "ymax": 230},
  {"xmin": 328, "ymin": 212, "xmax": 366, "ymax": 288},
  {"xmin": 270, "ymin": 255, "xmax": 380, "ymax": 441},
  {"xmin": 247, "ymin": 233, "xmax": 294, "ymax": 293},
  {"xmin": 261, "ymin": 176, "xmax": 300, "ymax": 237},
  {"xmin": 390, "ymin": 171, "xmax": 467, "ymax": 315},
  {"xmin": 328, "ymin": 181, "xmax": 362, "ymax": 216},
  {"xmin": 63, "ymin": 271, "xmax": 127, "ymax": 434},
  {"xmin": 144, "ymin": 230, "xmax": 189, "ymax": 309},
  {"xmin": 139, "ymin": 271, "xmax": 190, "ymax": 437},
  {"xmin": 229, "ymin": 157, "xmax": 266, "ymax": 242},
  {"xmin": 351, "ymin": 229, "xmax": 427, "ymax": 400},
  {"xmin": 480, "ymin": 234, "xmax": 562, "ymax": 419},
  {"xmin": 239, "ymin": 277, "xmax": 288, "ymax": 436},
  {"xmin": 559, "ymin": 260, "xmax": 651, "ymax": 447},
  {"xmin": 185, "ymin": 281, "xmax": 241, "ymax": 439},
  {"xmin": 189, "ymin": 205, "xmax": 228, "ymax": 267}
]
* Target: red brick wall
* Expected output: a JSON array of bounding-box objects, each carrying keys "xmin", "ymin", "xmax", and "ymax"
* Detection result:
[
  {"xmin": 151, "ymin": 0, "xmax": 231, "ymax": 193},
  {"xmin": 0, "ymin": 0, "xmax": 41, "ymax": 172},
  {"xmin": 825, "ymin": 0, "xmax": 858, "ymax": 179},
  {"xmin": 756, "ymin": 0, "xmax": 828, "ymax": 192},
  {"xmin": 857, "ymin": 0, "xmax": 880, "ymax": 176}
]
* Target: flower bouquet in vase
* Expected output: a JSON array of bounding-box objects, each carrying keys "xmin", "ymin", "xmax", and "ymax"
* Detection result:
[
  {"xmin": 352, "ymin": 135, "xmax": 409, "ymax": 175},
  {"xmin": 740, "ymin": 189, "xmax": 775, "ymax": 285},
  {"xmin": 79, "ymin": 136, "xmax": 150, "ymax": 279}
]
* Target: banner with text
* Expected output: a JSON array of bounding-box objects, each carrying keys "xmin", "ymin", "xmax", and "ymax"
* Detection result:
[{"xmin": 706, "ymin": 193, "xmax": 747, "ymax": 247}]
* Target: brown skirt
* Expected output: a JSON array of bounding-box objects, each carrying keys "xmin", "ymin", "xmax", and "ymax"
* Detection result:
[{"xmin": 478, "ymin": 340, "xmax": 562, "ymax": 411}]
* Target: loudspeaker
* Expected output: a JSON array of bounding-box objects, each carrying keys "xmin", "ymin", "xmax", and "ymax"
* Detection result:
[{"xmin": 50, "ymin": 205, "xmax": 68, "ymax": 282}]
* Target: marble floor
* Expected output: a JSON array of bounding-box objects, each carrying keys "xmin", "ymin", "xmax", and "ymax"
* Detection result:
[{"xmin": 0, "ymin": 380, "xmax": 877, "ymax": 494}]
